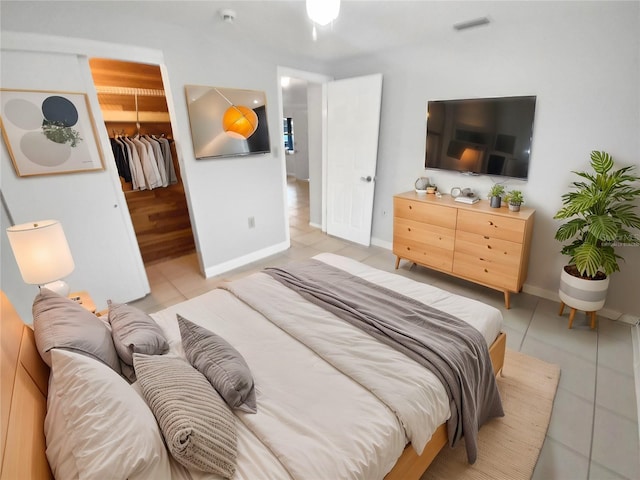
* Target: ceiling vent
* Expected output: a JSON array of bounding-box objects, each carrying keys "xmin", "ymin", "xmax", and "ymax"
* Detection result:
[{"xmin": 453, "ymin": 17, "xmax": 490, "ymax": 31}]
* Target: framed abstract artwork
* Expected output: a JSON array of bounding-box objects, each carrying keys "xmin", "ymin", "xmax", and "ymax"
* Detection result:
[
  {"xmin": 0, "ymin": 89, "xmax": 105, "ymax": 176},
  {"xmin": 185, "ymin": 85, "xmax": 271, "ymax": 159}
]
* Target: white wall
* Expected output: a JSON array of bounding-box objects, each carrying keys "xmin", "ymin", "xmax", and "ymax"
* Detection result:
[
  {"xmin": 329, "ymin": 1, "xmax": 640, "ymax": 318},
  {"xmin": 1, "ymin": 2, "xmax": 328, "ymax": 319},
  {"xmin": 0, "ymin": 49, "xmax": 150, "ymax": 321}
]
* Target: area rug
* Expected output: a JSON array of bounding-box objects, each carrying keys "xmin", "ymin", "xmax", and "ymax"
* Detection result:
[{"xmin": 421, "ymin": 349, "xmax": 560, "ymax": 480}]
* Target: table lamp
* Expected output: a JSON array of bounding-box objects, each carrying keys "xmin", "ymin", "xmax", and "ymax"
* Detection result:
[{"xmin": 6, "ymin": 219, "xmax": 75, "ymax": 296}]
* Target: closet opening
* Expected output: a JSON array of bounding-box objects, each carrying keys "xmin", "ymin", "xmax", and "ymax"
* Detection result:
[{"xmin": 89, "ymin": 58, "xmax": 196, "ymax": 265}]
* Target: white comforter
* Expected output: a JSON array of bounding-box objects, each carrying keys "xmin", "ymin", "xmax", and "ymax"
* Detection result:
[{"xmin": 151, "ymin": 253, "xmax": 503, "ymax": 480}]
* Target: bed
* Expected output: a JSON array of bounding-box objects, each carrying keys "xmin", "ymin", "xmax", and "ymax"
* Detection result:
[{"xmin": 1, "ymin": 253, "xmax": 506, "ymax": 480}]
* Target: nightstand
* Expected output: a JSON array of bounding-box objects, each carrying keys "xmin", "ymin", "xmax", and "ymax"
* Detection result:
[{"xmin": 68, "ymin": 290, "xmax": 97, "ymax": 314}]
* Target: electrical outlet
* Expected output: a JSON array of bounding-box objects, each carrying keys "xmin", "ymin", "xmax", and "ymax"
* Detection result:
[{"xmin": 248, "ymin": 216, "xmax": 255, "ymax": 229}]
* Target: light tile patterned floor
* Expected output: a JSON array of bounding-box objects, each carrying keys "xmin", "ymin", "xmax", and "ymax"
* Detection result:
[{"xmin": 131, "ymin": 177, "xmax": 639, "ymax": 480}]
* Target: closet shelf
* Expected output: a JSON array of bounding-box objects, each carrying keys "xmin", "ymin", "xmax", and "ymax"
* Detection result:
[
  {"xmin": 102, "ymin": 111, "xmax": 170, "ymax": 123},
  {"xmin": 95, "ymin": 86, "xmax": 165, "ymax": 96}
]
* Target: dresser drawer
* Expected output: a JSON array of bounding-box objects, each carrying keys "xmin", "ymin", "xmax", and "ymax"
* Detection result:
[
  {"xmin": 452, "ymin": 252, "xmax": 519, "ymax": 291},
  {"xmin": 394, "ymin": 218, "xmax": 455, "ymax": 251},
  {"xmin": 457, "ymin": 210, "xmax": 525, "ymax": 243},
  {"xmin": 394, "ymin": 198, "xmax": 457, "ymax": 229},
  {"xmin": 393, "ymin": 237, "xmax": 454, "ymax": 271},
  {"xmin": 454, "ymin": 230, "xmax": 522, "ymax": 269}
]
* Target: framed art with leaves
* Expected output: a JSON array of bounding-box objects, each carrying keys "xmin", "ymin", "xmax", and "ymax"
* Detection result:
[{"xmin": 0, "ymin": 89, "xmax": 105, "ymax": 176}]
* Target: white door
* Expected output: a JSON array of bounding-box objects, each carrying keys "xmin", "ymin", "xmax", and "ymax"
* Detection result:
[{"xmin": 326, "ymin": 73, "xmax": 382, "ymax": 246}]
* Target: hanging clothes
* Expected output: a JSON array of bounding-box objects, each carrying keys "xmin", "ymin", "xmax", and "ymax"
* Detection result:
[
  {"xmin": 144, "ymin": 135, "xmax": 168, "ymax": 187},
  {"xmin": 110, "ymin": 134, "xmax": 177, "ymax": 191},
  {"xmin": 121, "ymin": 136, "xmax": 146, "ymax": 190},
  {"xmin": 155, "ymin": 135, "xmax": 178, "ymax": 185},
  {"xmin": 132, "ymin": 136, "xmax": 162, "ymax": 189},
  {"xmin": 110, "ymin": 138, "xmax": 132, "ymax": 183}
]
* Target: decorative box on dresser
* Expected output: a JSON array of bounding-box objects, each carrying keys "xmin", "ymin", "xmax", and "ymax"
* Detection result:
[{"xmin": 393, "ymin": 191, "xmax": 535, "ymax": 309}]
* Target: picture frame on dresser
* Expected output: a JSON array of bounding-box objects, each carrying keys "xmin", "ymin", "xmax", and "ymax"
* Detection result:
[{"xmin": 393, "ymin": 191, "xmax": 535, "ymax": 309}]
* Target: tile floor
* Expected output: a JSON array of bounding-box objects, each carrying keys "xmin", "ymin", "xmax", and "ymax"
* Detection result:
[{"xmin": 131, "ymin": 177, "xmax": 640, "ymax": 480}]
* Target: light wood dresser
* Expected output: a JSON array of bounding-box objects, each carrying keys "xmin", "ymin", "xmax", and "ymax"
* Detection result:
[{"xmin": 393, "ymin": 191, "xmax": 535, "ymax": 309}]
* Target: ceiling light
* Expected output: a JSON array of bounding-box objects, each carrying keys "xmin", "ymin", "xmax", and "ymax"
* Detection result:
[{"xmin": 306, "ymin": 0, "xmax": 340, "ymax": 26}]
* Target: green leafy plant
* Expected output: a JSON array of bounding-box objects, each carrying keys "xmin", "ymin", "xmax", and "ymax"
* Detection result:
[
  {"xmin": 488, "ymin": 184, "xmax": 505, "ymax": 198},
  {"xmin": 554, "ymin": 150, "xmax": 640, "ymax": 279},
  {"xmin": 504, "ymin": 189, "xmax": 524, "ymax": 206},
  {"xmin": 41, "ymin": 121, "xmax": 83, "ymax": 147}
]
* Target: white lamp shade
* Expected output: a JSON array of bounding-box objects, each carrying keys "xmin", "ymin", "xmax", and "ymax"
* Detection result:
[
  {"xmin": 6, "ymin": 219, "xmax": 75, "ymax": 286},
  {"xmin": 306, "ymin": 0, "xmax": 340, "ymax": 26}
]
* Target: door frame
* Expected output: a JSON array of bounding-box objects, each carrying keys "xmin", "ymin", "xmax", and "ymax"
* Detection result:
[{"xmin": 276, "ymin": 66, "xmax": 333, "ymax": 240}]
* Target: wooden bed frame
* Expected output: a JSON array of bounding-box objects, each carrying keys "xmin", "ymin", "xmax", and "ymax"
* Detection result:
[
  {"xmin": 1, "ymin": 291, "xmax": 52, "ymax": 479},
  {"xmin": 0, "ymin": 290, "xmax": 506, "ymax": 480}
]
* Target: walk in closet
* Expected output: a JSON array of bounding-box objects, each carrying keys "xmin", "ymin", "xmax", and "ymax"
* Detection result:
[{"xmin": 89, "ymin": 58, "xmax": 195, "ymax": 264}]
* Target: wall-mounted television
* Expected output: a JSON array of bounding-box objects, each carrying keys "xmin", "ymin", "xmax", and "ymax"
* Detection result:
[{"xmin": 425, "ymin": 95, "xmax": 536, "ymax": 180}]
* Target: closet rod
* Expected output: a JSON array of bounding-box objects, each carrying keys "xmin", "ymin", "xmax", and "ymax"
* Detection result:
[{"xmin": 95, "ymin": 86, "xmax": 165, "ymax": 97}]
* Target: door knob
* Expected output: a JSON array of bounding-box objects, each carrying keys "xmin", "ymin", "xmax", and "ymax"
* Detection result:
[{"xmin": 360, "ymin": 175, "xmax": 373, "ymax": 182}]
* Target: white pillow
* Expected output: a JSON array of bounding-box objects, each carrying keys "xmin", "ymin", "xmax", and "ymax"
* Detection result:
[{"xmin": 45, "ymin": 349, "xmax": 171, "ymax": 480}]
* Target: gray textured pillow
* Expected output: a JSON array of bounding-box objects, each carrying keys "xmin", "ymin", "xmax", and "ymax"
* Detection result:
[
  {"xmin": 177, "ymin": 314, "xmax": 256, "ymax": 413},
  {"xmin": 32, "ymin": 288, "xmax": 121, "ymax": 373},
  {"xmin": 133, "ymin": 353, "xmax": 237, "ymax": 476},
  {"xmin": 108, "ymin": 301, "xmax": 169, "ymax": 366}
]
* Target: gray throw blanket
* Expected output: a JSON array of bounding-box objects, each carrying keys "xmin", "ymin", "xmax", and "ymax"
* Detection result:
[{"xmin": 264, "ymin": 260, "xmax": 504, "ymax": 464}]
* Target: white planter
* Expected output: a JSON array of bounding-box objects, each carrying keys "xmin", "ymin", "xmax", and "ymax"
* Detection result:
[{"xmin": 559, "ymin": 266, "xmax": 610, "ymax": 312}]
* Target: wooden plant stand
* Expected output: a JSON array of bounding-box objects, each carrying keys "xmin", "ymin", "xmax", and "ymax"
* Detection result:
[{"xmin": 559, "ymin": 302, "xmax": 598, "ymax": 329}]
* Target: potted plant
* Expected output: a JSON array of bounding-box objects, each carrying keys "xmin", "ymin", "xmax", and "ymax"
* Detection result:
[
  {"xmin": 487, "ymin": 184, "xmax": 505, "ymax": 208},
  {"xmin": 554, "ymin": 150, "xmax": 640, "ymax": 315},
  {"xmin": 504, "ymin": 190, "xmax": 524, "ymax": 212}
]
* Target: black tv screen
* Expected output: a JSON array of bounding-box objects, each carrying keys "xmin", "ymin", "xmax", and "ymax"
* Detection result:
[{"xmin": 425, "ymin": 95, "xmax": 536, "ymax": 179}]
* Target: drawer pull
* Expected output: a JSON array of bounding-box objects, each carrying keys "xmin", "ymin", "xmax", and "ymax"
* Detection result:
[
  {"xmin": 484, "ymin": 236, "xmax": 490, "ymax": 240},
  {"xmin": 438, "ymin": 236, "xmax": 442, "ymax": 240},
  {"xmin": 487, "ymin": 245, "xmax": 492, "ymax": 250},
  {"xmin": 488, "ymin": 221, "xmax": 494, "ymax": 226},
  {"xmin": 484, "ymin": 268, "xmax": 488, "ymax": 273},
  {"xmin": 409, "ymin": 205, "xmax": 413, "ymax": 210},
  {"xmin": 406, "ymin": 247, "xmax": 411, "ymax": 251},
  {"xmin": 479, "ymin": 257, "xmax": 485, "ymax": 261},
  {"xmin": 407, "ymin": 227, "xmax": 411, "ymax": 232}
]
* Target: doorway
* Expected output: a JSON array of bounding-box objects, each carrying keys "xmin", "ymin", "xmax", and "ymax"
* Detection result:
[
  {"xmin": 278, "ymin": 67, "xmax": 332, "ymax": 236},
  {"xmin": 89, "ymin": 58, "xmax": 196, "ymax": 265},
  {"xmin": 282, "ymin": 76, "xmax": 311, "ymax": 229}
]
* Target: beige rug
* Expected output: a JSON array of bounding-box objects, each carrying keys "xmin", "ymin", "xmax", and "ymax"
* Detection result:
[{"xmin": 422, "ymin": 349, "xmax": 561, "ymax": 480}]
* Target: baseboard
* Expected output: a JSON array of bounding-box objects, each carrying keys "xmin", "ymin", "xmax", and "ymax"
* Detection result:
[
  {"xmin": 203, "ymin": 241, "xmax": 290, "ymax": 278},
  {"xmin": 522, "ymin": 283, "xmax": 635, "ymax": 324},
  {"xmin": 371, "ymin": 236, "xmax": 392, "ymax": 250}
]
